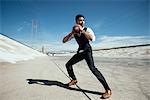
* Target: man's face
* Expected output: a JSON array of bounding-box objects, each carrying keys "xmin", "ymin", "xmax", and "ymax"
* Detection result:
[{"xmin": 76, "ymin": 17, "xmax": 85, "ymax": 27}]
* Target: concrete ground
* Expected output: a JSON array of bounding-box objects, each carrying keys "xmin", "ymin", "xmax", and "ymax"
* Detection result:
[{"xmin": 0, "ymin": 55, "xmax": 150, "ymax": 100}]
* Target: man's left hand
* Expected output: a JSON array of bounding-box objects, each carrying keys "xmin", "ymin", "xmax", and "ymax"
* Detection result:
[{"xmin": 76, "ymin": 24, "xmax": 83, "ymax": 32}]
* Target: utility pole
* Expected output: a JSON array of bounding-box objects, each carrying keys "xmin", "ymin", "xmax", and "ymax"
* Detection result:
[{"xmin": 31, "ymin": 19, "xmax": 38, "ymax": 49}]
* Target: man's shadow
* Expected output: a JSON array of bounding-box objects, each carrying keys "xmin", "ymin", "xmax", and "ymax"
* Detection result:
[{"xmin": 26, "ymin": 79, "xmax": 103, "ymax": 95}]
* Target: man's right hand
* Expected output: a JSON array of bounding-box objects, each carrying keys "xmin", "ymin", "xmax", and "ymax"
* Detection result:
[
  {"xmin": 62, "ymin": 25, "xmax": 80, "ymax": 43},
  {"xmin": 72, "ymin": 26, "xmax": 80, "ymax": 33}
]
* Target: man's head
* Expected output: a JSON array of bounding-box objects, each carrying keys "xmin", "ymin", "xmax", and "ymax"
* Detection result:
[{"xmin": 75, "ymin": 14, "xmax": 85, "ymax": 26}]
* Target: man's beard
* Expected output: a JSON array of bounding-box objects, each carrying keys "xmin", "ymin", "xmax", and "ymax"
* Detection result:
[{"xmin": 80, "ymin": 23, "xmax": 84, "ymax": 27}]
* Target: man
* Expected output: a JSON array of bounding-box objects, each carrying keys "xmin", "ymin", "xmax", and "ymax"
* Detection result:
[{"xmin": 62, "ymin": 14, "xmax": 112, "ymax": 99}]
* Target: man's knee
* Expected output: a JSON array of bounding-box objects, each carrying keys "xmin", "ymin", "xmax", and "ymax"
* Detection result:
[
  {"xmin": 89, "ymin": 66, "xmax": 98, "ymax": 72},
  {"xmin": 66, "ymin": 62, "xmax": 71, "ymax": 68}
]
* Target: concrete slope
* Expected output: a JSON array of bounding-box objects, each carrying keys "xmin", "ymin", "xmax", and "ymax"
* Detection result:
[
  {"xmin": 0, "ymin": 34, "xmax": 45, "ymax": 63},
  {"xmin": 93, "ymin": 45, "xmax": 150, "ymax": 58}
]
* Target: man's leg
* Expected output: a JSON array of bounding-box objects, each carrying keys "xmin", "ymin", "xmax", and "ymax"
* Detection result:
[
  {"xmin": 66, "ymin": 53, "xmax": 84, "ymax": 80},
  {"xmin": 84, "ymin": 49, "xmax": 112, "ymax": 98},
  {"xmin": 84, "ymin": 49, "xmax": 111, "ymax": 91}
]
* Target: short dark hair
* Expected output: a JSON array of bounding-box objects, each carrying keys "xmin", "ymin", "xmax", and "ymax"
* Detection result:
[{"xmin": 75, "ymin": 14, "xmax": 85, "ymax": 22}]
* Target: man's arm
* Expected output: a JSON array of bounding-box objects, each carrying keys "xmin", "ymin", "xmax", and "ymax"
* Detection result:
[
  {"xmin": 76, "ymin": 25, "xmax": 95, "ymax": 41},
  {"xmin": 62, "ymin": 31, "xmax": 74, "ymax": 43},
  {"xmin": 81, "ymin": 30, "xmax": 93, "ymax": 41}
]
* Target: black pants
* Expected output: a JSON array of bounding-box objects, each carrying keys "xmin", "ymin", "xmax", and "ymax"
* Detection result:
[{"xmin": 66, "ymin": 47, "xmax": 110, "ymax": 90}]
